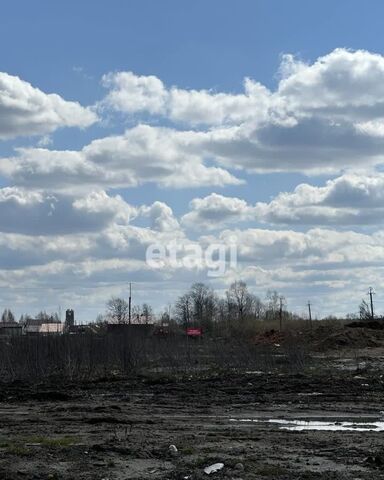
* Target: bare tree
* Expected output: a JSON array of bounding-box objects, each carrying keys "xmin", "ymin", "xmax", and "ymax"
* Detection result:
[
  {"xmin": 249, "ymin": 294, "xmax": 264, "ymax": 319},
  {"xmin": 175, "ymin": 283, "xmax": 216, "ymax": 331},
  {"xmin": 106, "ymin": 297, "xmax": 129, "ymax": 324},
  {"xmin": 130, "ymin": 304, "xmax": 153, "ymax": 324},
  {"xmin": 175, "ymin": 293, "xmax": 191, "ymax": 327},
  {"xmin": 359, "ymin": 299, "xmax": 371, "ymax": 321},
  {"xmin": 141, "ymin": 303, "xmax": 153, "ymax": 324},
  {"xmin": 265, "ymin": 290, "xmax": 282, "ymax": 321},
  {"xmin": 227, "ymin": 281, "xmax": 249, "ymax": 320},
  {"xmin": 35, "ymin": 311, "xmax": 60, "ymax": 323},
  {"xmin": 190, "ymin": 283, "xmax": 216, "ymax": 331},
  {"xmin": 1, "ymin": 309, "xmax": 15, "ymax": 323}
]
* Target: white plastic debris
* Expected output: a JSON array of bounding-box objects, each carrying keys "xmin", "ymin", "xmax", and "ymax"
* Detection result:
[
  {"xmin": 169, "ymin": 444, "xmax": 178, "ymax": 456},
  {"xmin": 204, "ymin": 463, "xmax": 224, "ymax": 475}
]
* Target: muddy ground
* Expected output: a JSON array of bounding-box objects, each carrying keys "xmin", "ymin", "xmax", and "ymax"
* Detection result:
[{"xmin": 1, "ymin": 347, "xmax": 384, "ymax": 480}]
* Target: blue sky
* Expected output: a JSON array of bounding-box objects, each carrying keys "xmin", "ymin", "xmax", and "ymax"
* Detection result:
[
  {"xmin": 1, "ymin": 1, "xmax": 383, "ymax": 92},
  {"xmin": 2, "ymin": 1, "xmax": 384, "ymax": 320}
]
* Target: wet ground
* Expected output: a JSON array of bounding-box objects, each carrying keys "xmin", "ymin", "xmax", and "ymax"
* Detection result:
[{"xmin": 1, "ymin": 359, "xmax": 384, "ymax": 480}]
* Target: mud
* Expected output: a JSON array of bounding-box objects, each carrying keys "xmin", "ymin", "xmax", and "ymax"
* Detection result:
[{"xmin": 1, "ymin": 360, "xmax": 384, "ymax": 479}]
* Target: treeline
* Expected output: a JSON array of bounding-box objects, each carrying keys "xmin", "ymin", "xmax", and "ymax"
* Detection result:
[
  {"xmin": 1, "ymin": 309, "xmax": 61, "ymax": 324},
  {"xmin": 171, "ymin": 281, "xmax": 300, "ymax": 337},
  {"xmin": 95, "ymin": 281, "xmax": 306, "ymax": 337}
]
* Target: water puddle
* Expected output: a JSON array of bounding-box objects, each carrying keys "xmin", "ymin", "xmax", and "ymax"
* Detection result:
[{"xmin": 229, "ymin": 417, "xmax": 384, "ymax": 431}]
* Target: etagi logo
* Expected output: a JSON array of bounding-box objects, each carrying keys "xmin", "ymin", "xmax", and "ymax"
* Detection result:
[{"xmin": 146, "ymin": 242, "xmax": 237, "ymax": 277}]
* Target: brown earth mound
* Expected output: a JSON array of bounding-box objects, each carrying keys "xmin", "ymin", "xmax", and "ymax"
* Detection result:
[
  {"xmin": 316, "ymin": 327, "xmax": 383, "ymax": 350},
  {"xmin": 253, "ymin": 329, "xmax": 285, "ymax": 345}
]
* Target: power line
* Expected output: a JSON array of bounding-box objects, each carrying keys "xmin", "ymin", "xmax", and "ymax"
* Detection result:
[
  {"xmin": 128, "ymin": 282, "xmax": 132, "ymax": 325},
  {"xmin": 368, "ymin": 287, "xmax": 375, "ymax": 320},
  {"xmin": 279, "ymin": 296, "xmax": 284, "ymax": 331},
  {"xmin": 307, "ymin": 301, "xmax": 312, "ymax": 330}
]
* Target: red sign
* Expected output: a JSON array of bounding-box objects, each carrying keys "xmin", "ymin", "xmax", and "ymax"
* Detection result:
[{"xmin": 186, "ymin": 327, "xmax": 202, "ymax": 337}]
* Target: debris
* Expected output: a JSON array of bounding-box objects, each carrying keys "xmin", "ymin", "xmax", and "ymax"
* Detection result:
[
  {"xmin": 204, "ymin": 463, "xmax": 224, "ymax": 475},
  {"xmin": 169, "ymin": 444, "xmax": 178, "ymax": 456}
]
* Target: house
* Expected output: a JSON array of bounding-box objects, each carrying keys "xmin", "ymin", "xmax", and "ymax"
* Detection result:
[
  {"xmin": 23, "ymin": 318, "xmax": 63, "ymax": 335},
  {"xmin": 23, "ymin": 318, "xmax": 42, "ymax": 335},
  {"xmin": 39, "ymin": 322, "xmax": 64, "ymax": 334}
]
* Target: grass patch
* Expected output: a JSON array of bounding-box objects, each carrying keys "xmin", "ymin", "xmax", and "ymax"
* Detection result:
[
  {"xmin": 25, "ymin": 435, "xmax": 78, "ymax": 447},
  {"xmin": 0, "ymin": 435, "xmax": 79, "ymax": 454},
  {"xmin": 181, "ymin": 446, "xmax": 196, "ymax": 455}
]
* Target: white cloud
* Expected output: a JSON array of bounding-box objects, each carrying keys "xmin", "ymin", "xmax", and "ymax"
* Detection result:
[
  {"xmin": 202, "ymin": 227, "xmax": 384, "ymax": 268},
  {"xmin": 140, "ymin": 201, "xmax": 181, "ymax": 232},
  {"xmin": 0, "ymin": 125, "xmax": 242, "ymax": 190},
  {"xmin": 101, "ymin": 71, "xmax": 168, "ymax": 115},
  {"xmin": 255, "ymin": 173, "xmax": 384, "ymax": 225},
  {"xmin": 183, "ymin": 173, "xmax": 384, "ymax": 229},
  {"xmin": 99, "ymin": 49, "xmax": 384, "ymax": 175},
  {"xmin": 0, "ymin": 72, "xmax": 98, "ymax": 139},
  {"xmin": 278, "ymin": 48, "xmax": 384, "ymax": 118},
  {"xmin": 101, "ymin": 71, "xmax": 272, "ymax": 126},
  {"xmin": 2, "ymin": 223, "xmax": 384, "ymax": 318},
  {"xmin": 0, "ymin": 187, "xmax": 137, "ymax": 235},
  {"xmin": 182, "ymin": 193, "xmax": 252, "ymax": 230},
  {"xmin": 5, "ymin": 49, "xmax": 384, "ymax": 318},
  {"xmin": 201, "ymin": 116, "xmax": 384, "ymax": 174}
]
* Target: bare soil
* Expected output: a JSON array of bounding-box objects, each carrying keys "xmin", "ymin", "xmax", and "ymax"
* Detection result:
[{"xmin": 1, "ymin": 349, "xmax": 384, "ymax": 480}]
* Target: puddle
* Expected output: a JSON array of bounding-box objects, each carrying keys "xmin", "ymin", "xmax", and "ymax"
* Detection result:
[{"xmin": 229, "ymin": 417, "xmax": 384, "ymax": 431}]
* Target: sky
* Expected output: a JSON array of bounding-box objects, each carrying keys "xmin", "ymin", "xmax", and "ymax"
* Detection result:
[{"xmin": 2, "ymin": 0, "xmax": 384, "ymax": 320}]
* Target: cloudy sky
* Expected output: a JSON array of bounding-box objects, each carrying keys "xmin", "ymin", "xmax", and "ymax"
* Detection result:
[{"xmin": 2, "ymin": 0, "xmax": 384, "ymax": 320}]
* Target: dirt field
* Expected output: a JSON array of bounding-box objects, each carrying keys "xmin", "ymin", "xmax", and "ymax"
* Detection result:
[{"xmin": 1, "ymin": 345, "xmax": 384, "ymax": 480}]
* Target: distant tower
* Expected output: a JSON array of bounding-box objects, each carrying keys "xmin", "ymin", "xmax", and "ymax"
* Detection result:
[{"xmin": 65, "ymin": 309, "xmax": 75, "ymax": 328}]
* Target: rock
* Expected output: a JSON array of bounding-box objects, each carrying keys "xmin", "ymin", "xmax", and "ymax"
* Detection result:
[{"xmin": 234, "ymin": 462, "xmax": 244, "ymax": 471}]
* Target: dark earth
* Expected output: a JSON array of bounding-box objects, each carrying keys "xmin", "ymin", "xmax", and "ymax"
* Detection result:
[{"xmin": 1, "ymin": 348, "xmax": 384, "ymax": 480}]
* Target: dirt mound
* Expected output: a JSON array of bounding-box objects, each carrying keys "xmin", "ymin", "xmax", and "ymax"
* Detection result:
[
  {"xmin": 253, "ymin": 329, "xmax": 285, "ymax": 345},
  {"xmin": 346, "ymin": 320, "xmax": 384, "ymax": 330},
  {"xmin": 316, "ymin": 327, "xmax": 383, "ymax": 350}
]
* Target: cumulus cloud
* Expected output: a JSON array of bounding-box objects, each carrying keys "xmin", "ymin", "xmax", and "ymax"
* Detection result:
[
  {"xmin": 101, "ymin": 49, "xmax": 384, "ymax": 128},
  {"xmin": 5, "ymin": 49, "xmax": 384, "ymax": 318},
  {"xmin": 182, "ymin": 193, "xmax": 252, "ymax": 230},
  {"xmin": 0, "ymin": 125, "xmax": 242, "ymax": 190},
  {"xmin": 99, "ymin": 49, "xmax": 384, "ymax": 174},
  {"xmin": 255, "ymin": 173, "xmax": 384, "ymax": 225},
  {"xmin": 140, "ymin": 201, "xmax": 181, "ymax": 232},
  {"xmin": 0, "ymin": 72, "xmax": 98, "ymax": 139},
  {"xmin": 184, "ymin": 173, "xmax": 384, "ymax": 229},
  {"xmin": 0, "ymin": 187, "xmax": 137, "ymax": 235},
  {"xmin": 2, "ymin": 224, "xmax": 384, "ymax": 315},
  {"xmin": 278, "ymin": 49, "xmax": 384, "ymax": 118},
  {"xmin": 201, "ymin": 116, "xmax": 384, "ymax": 174},
  {"xmin": 101, "ymin": 71, "xmax": 272, "ymax": 126},
  {"xmin": 101, "ymin": 72, "xmax": 168, "ymax": 115},
  {"xmin": 202, "ymin": 227, "xmax": 384, "ymax": 268}
]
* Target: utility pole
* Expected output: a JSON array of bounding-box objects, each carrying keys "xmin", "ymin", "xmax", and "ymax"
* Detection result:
[
  {"xmin": 307, "ymin": 301, "xmax": 312, "ymax": 331},
  {"xmin": 279, "ymin": 296, "xmax": 284, "ymax": 331},
  {"xmin": 128, "ymin": 282, "xmax": 132, "ymax": 325},
  {"xmin": 368, "ymin": 287, "xmax": 375, "ymax": 321}
]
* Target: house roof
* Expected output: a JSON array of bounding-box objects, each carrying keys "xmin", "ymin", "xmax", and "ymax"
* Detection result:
[{"xmin": 0, "ymin": 322, "xmax": 22, "ymax": 328}]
